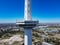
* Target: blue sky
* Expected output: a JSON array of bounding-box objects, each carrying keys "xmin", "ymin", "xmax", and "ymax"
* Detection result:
[{"xmin": 0, "ymin": 0, "xmax": 60, "ymax": 23}]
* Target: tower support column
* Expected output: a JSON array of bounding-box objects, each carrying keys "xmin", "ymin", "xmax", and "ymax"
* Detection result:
[
  {"xmin": 24, "ymin": 0, "xmax": 32, "ymax": 21},
  {"xmin": 24, "ymin": 28, "xmax": 32, "ymax": 45}
]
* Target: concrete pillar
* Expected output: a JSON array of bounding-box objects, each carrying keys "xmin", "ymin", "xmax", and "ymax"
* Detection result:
[
  {"xmin": 24, "ymin": 28, "xmax": 32, "ymax": 45},
  {"xmin": 24, "ymin": 0, "xmax": 32, "ymax": 21}
]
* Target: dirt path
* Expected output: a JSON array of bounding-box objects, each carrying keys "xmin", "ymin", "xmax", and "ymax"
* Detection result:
[{"xmin": 0, "ymin": 35, "xmax": 23, "ymax": 45}]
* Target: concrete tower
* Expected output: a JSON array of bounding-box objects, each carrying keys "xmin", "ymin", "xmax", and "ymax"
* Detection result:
[
  {"xmin": 24, "ymin": 0, "xmax": 32, "ymax": 21},
  {"xmin": 16, "ymin": 0, "xmax": 39, "ymax": 45}
]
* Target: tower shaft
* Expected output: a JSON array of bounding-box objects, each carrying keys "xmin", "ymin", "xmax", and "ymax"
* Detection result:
[
  {"xmin": 24, "ymin": 28, "xmax": 32, "ymax": 45},
  {"xmin": 24, "ymin": 0, "xmax": 32, "ymax": 21}
]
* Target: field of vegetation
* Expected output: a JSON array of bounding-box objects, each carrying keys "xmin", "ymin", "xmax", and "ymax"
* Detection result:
[{"xmin": 0, "ymin": 26, "xmax": 60, "ymax": 45}]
